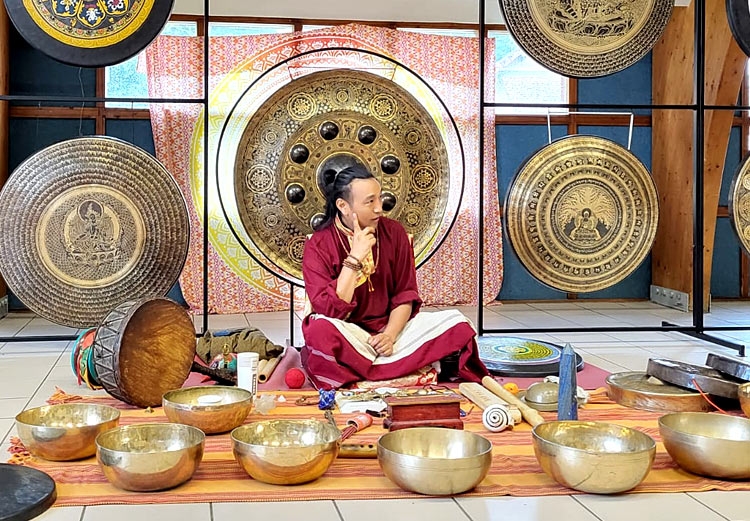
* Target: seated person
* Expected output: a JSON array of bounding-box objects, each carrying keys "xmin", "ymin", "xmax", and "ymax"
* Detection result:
[{"xmin": 301, "ymin": 164, "xmax": 489, "ymax": 389}]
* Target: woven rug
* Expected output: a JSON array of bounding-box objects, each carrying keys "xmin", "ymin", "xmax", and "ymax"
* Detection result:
[{"xmin": 7, "ymin": 389, "xmax": 750, "ymax": 506}]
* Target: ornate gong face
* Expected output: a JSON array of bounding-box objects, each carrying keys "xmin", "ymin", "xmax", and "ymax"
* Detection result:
[
  {"xmin": 504, "ymin": 135, "xmax": 659, "ymax": 293},
  {"xmin": 229, "ymin": 69, "xmax": 452, "ymax": 282},
  {"xmin": 499, "ymin": 0, "xmax": 673, "ymax": 77},
  {"xmin": 728, "ymin": 154, "xmax": 750, "ymax": 257}
]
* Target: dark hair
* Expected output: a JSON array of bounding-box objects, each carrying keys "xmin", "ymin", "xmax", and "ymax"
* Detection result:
[{"xmin": 317, "ymin": 164, "xmax": 375, "ymax": 230}]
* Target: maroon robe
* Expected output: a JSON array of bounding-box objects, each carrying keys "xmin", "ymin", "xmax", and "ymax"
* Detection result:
[{"xmin": 301, "ymin": 216, "xmax": 489, "ymax": 389}]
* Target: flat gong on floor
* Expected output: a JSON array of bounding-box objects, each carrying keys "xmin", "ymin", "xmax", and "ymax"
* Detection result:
[
  {"xmin": 477, "ymin": 335, "xmax": 584, "ymax": 377},
  {"xmin": 219, "ymin": 67, "xmax": 460, "ymax": 283},
  {"xmin": 498, "ymin": 0, "xmax": 673, "ymax": 78},
  {"xmin": 0, "ymin": 136, "xmax": 189, "ymax": 329},
  {"xmin": 728, "ymin": 154, "xmax": 750, "ymax": 257},
  {"xmin": 505, "ymin": 135, "xmax": 659, "ymax": 293},
  {"xmin": 4, "ymin": 0, "xmax": 174, "ymax": 67}
]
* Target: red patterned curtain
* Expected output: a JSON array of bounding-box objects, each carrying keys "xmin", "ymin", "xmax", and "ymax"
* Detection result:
[{"xmin": 142, "ymin": 24, "xmax": 503, "ymax": 314}]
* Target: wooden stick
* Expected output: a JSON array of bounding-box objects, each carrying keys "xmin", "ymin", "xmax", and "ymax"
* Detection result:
[
  {"xmin": 481, "ymin": 376, "xmax": 545, "ymax": 427},
  {"xmin": 258, "ymin": 356, "xmax": 281, "ymax": 383},
  {"xmin": 257, "ymin": 359, "xmax": 268, "ymax": 375}
]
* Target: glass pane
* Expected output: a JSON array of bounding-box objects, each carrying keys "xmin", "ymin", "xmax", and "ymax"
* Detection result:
[
  {"xmin": 398, "ymin": 27, "xmax": 478, "ymax": 37},
  {"xmin": 490, "ymin": 30, "xmax": 568, "ymax": 115},
  {"xmin": 208, "ymin": 22, "xmax": 293, "ymax": 36},
  {"xmin": 302, "ymin": 25, "xmax": 334, "ymax": 31}
]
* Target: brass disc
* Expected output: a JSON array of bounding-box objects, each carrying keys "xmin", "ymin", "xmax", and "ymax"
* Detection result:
[
  {"xmin": 499, "ymin": 0, "xmax": 673, "ymax": 78},
  {"xmin": 0, "ymin": 137, "xmax": 189, "ymax": 328},
  {"xmin": 728, "ymin": 154, "xmax": 750, "ymax": 257},
  {"xmin": 505, "ymin": 135, "xmax": 659, "ymax": 293},
  {"xmin": 606, "ymin": 372, "xmax": 712, "ymax": 413},
  {"xmin": 223, "ymin": 68, "xmax": 457, "ymax": 283}
]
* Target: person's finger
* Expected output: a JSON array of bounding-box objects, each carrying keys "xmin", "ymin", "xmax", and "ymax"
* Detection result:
[{"xmin": 352, "ymin": 213, "xmax": 361, "ymax": 231}]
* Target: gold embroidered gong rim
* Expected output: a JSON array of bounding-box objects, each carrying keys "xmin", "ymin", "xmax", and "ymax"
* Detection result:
[
  {"xmin": 728, "ymin": 154, "xmax": 750, "ymax": 258},
  {"xmin": 499, "ymin": 0, "xmax": 673, "ymax": 78},
  {"xmin": 504, "ymin": 135, "xmax": 659, "ymax": 293},
  {"xmin": 0, "ymin": 136, "xmax": 190, "ymax": 328}
]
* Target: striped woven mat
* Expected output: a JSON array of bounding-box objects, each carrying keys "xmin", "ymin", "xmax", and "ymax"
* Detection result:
[{"xmin": 7, "ymin": 389, "xmax": 750, "ymax": 506}]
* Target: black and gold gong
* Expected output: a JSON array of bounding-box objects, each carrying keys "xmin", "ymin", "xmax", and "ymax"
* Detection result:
[
  {"xmin": 505, "ymin": 135, "xmax": 659, "ymax": 293},
  {"xmin": 728, "ymin": 154, "xmax": 750, "ymax": 256},
  {"xmin": 727, "ymin": 0, "xmax": 750, "ymax": 57},
  {"xmin": 0, "ymin": 136, "xmax": 190, "ymax": 328},
  {"xmin": 220, "ymin": 67, "xmax": 459, "ymax": 283},
  {"xmin": 4, "ymin": 0, "xmax": 174, "ymax": 67},
  {"xmin": 499, "ymin": 0, "xmax": 673, "ymax": 78}
]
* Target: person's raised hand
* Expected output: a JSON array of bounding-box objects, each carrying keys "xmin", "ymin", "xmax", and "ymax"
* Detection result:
[
  {"xmin": 349, "ymin": 212, "xmax": 376, "ymax": 261},
  {"xmin": 368, "ymin": 332, "xmax": 394, "ymax": 357}
]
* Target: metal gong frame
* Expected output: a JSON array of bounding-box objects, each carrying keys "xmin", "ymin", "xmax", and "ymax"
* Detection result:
[{"xmin": 0, "ymin": 0, "xmax": 748, "ymax": 359}]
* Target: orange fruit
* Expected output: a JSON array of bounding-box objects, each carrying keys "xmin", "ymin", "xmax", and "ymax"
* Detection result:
[{"xmin": 503, "ymin": 382, "xmax": 520, "ymax": 395}]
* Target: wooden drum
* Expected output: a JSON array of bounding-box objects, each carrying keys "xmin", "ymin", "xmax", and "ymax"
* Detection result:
[{"xmin": 93, "ymin": 297, "xmax": 196, "ymax": 408}]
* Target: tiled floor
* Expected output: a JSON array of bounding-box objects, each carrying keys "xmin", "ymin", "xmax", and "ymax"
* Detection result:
[{"xmin": 2, "ymin": 301, "xmax": 750, "ymax": 521}]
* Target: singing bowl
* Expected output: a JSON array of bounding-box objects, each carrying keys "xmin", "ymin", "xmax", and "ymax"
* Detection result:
[
  {"xmin": 231, "ymin": 420, "xmax": 340, "ymax": 485},
  {"xmin": 15, "ymin": 403, "xmax": 120, "ymax": 461},
  {"xmin": 377, "ymin": 427, "xmax": 492, "ymax": 495},
  {"xmin": 96, "ymin": 423, "xmax": 205, "ymax": 491},
  {"xmin": 163, "ymin": 386, "xmax": 253, "ymax": 434},
  {"xmin": 740, "ymin": 383, "xmax": 750, "ymax": 418},
  {"xmin": 659, "ymin": 412, "xmax": 750, "ymax": 479},
  {"xmin": 532, "ymin": 421, "xmax": 656, "ymax": 494}
]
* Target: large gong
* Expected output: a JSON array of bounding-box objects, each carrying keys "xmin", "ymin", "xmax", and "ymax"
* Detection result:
[
  {"xmin": 727, "ymin": 0, "xmax": 750, "ymax": 57},
  {"xmin": 499, "ymin": 0, "xmax": 673, "ymax": 78},
  {"xmin": 218, "ymin": 65, "xmax": 462, "ymax": 284},
  {"xmin": 728, "ymin": 154, "xmax": 750, "ymax": 256},
  {"xmin": 505, "ymin": 135, "xmax": 659, "ymax": 292},
  {"xmin": 0, "ymin": 136, "xmax": 190, "ymax": 328},
  {"xmin": 4, "ymin": 0, "xmax": 174, "ymax": 67}
]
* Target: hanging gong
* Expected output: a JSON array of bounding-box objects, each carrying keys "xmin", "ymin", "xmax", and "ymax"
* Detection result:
[
  {"xmin": 221, "ymin": 68, "xmax": 457, "ymax": 283},
  {"xmin": 498, "ymin": 0, "xmax": 673, "ymax": 78},
  {"xmin": 0, "ymin": 136, "xmax": 189, "ymax": 329},
  {"xmin": 3, "ymin": 0, "xmax": 174, "ymax": 67},
  {"xmin": 727, "ymin": 0, "xmax": 750, "ymax": 57},
  {"xmin": 728, "ymin": 154, "xmax": 750, "ymax": 257},
  {"xmin": 505, "ymin": 135, "xmax": 658, "ymax": 293}
]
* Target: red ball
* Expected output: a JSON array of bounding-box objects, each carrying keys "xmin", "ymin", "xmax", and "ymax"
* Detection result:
[{"xmin": 285, "ymin": 368, "xmax": 307, "ymax": 389}]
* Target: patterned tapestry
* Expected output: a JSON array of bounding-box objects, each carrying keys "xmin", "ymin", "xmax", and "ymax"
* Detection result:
[{"xmin": 142, "ymin": 24, "xmax": 503, "ymax": 313}]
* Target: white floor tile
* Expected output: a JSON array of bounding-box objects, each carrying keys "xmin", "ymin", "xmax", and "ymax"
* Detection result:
[
  {"xmin": 0, "ymin": 340, "xmax": 71, "ymax": 354},
  {"xmin": 688, "ymin": 490, "xmax": 750, "ymax": 521},
  {"xmin": 0, "ymin": 418, "xmax": 14, "ymax": 444},
  {"xmin": 0, "ymin": 397, "xmax": 28, "ymax": 419},
  {"xmin": 0, "ymin": 317, "xmax": 33, "ymax": 336},
  {"xmin": 574, "ymin": 492, "xmax": 728, "ymax": 521},
  {"xmin": 213, "ymin": 501, "xmax": 339, "ymax": 521},
  {"xmin": 457, "ymin": 496, "xmax": 600, "ymax": 521},
  {"xmin": 577, "ymin": 347, "xmax": 654, "ymax": 372},
  {"xmin": 83, "ymin": 503, "xmax": 211, "ymax": 521},
  {"xmin": 16, "ymin": 318, "xmax": 79, "ymax": 338},
  {"xmin": 30, "ymin": 507, "xmax": 84, "ymax": 521},
  {"xmin": 336, "ymin": 499, "xmax": 469, "ymax": 521},
  {"xmin": 577, "ymin": 351, "xmax": 629, "ymax": 374}
]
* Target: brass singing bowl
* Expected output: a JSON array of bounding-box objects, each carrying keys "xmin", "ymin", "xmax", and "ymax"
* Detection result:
[
  {"xmin": 96, "ymin": 423, "xmax": 205, "ymax": 491},
  {"xmin": 659, "ymin": 412, "xmax": 750, "ymax": 479},
  {"xmin": 377, "ymin": 427, "xmax": 493, "ymax": 495},
  {"xmin": 163, "ymin": 386, "xmax": 253, "ymax": 434},
  {"xmin": 231, "ymin": 420, "xmax": 340, "ymax": 485},
  {"xmin": 532, "ymin": 421, "xmax": 656, "ymax": 494},
  {"xmin": 15, "ymin": 403, "xmax": 120, "ymax": 461},
  {"xmin": 739, "ymin": 383, "xmax": 750, "ymax": 418}
]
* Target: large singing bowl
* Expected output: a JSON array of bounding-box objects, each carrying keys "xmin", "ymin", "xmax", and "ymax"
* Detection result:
[
  {"xmin": 377, "ymin": 427, "xmax": 492, "ymax": 495},
  {"xmin": 532, "ymin": 421, "xmax": 656, "ymax": 494},
  {"xmin": 659, "ymin": 412, "xmax": 750, "ymax": 479},
  {"xmin": 163, "ymin": 386, "xmax": 253, "ymax": 434}
]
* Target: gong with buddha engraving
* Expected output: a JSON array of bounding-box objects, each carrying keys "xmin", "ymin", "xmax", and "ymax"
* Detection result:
[
  {"xmin": 0, "ymin": 136, "xmax": 189, "ymax": 328},
  {"xmin": 728, "ymin": 154, "xmax": 750, "ymax": 257},
  {"xmin": 505, "ymin": 135, "xmax": 659, "ymax": 293},
  {"xmin": 498, "ymin": 0, "xmax": 673, "ymax": 78},
  {"xmin": 225, "ymin": 68, "xmax": 455, "ymax": 283},
  {"xmin": 4, "ymin": 0, "xmax": 174, "ymax": 67}
]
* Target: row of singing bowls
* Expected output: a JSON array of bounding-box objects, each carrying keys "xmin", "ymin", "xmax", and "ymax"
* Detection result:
[
  {"xmin": 15, "ymin": 403, "xmax": 120, "ymax": 461},
  {"xmin": 163, "ymin": 386, "xmax": 254, "ymax": 434}
]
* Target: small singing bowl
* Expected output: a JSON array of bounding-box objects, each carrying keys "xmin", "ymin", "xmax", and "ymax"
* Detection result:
[
  {"xmin": 15, "ymin": 403, "xmax": 120, "ymax": 461},
  {"xmin": 163, "ymin": 386, "xmax": 253, "ymax": 434},
  {"xmin": 96, "ymin": 423, "xmax": 205, "ymax": 492},
  {"xmin": 659, "ymin": 412, "xmax": 750, "ymax": 479},
  {"xmin": 231, "ymin": 419, "xmax": 340, "ymax": 485},
  {"xmin": 739, "ymin": 383, "xmax": 750, "ymax": 419},
  {"xmin": 532, "ymin": 421, "xmax": 656, "ymax": 494},
  {"xmin": 377, "ymin": 427, "xmax": 493, "ymax": 495}
]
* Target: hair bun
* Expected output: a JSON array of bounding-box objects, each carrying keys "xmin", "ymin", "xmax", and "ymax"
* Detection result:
[{"xmin": 322, "ymin": 168, "xmax": 338, "ymax": 187}]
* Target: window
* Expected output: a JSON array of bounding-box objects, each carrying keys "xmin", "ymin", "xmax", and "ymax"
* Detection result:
[
  {"xmin": 398, "ymin": 27, "xmax": 478, "ymax": 38},
  {"xmin": 208, "ymin": 22, "xmax": 293, "ymax": 37}
]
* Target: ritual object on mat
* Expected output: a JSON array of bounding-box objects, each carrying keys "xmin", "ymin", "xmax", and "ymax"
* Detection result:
[
  {"xmin": 728, "ymin": 0, "xmax": 750, "ymax": 56},
  {"xmin": 482, "ymin": 376, "xmax": 545, "ymax": 427},
  {"xmin": 254, "ymin": 394, "xmax": 277, "ymax": 415},
  {"xmin": 606, "ymin": 372, "xmax": 713, "ymax": 413},
  {"xmin": 659, "ymin": 412, "xmax": 750, "ymax": 480},
  {"xmin": 482, "ymin": 404, "xmax": 513, "ymax": 433},
  {"xmin": 284, "ymin": 367, "xmax": 306, "ymax": 389},
  {"xmin": 0, "ymin": 136, "xmax": 190, "ymax": 329},
  {"xmin": 318, "ymin": 389, "xmax": 337, "ymax": 410},
  {"xmin": 231, "ymin": 419, "xmax": 340, "ymax": 485},
  {"xmin": 3, "ymin": 0, "xmax": 174, "ymax": 67},
  {"xmin": 209, "ymin": 345, "xmax": 238, "ymax": 373},
  {"xmin": 341, "ymin": 413, "xmax": 374, "ymax": 440},
  {"xmin": 499, "ymin": 0, "xmax": 672, "ymax": 78},
  {"xmin": 335, "ymin": 390, "xmax": 388, "ymax": 415},
  {"xmin": 15, "ymin": 403, "xmax": 120, "ymax": 461},
  {"xmin": 93, "ymin": 297, "xmax": 196, "ymax": 408},
  {"xmin": 522, "ymin": 381, "xmax": 562, "ymax": 412},
  {"xmin": 162, "ymin": 386, "xmax": 253, "ymax": 435},
  {"xmin": 189, "ymin": 361, "xmax": 236, "ymax": 386},
  {"xmin": 741, "ymin": 383, "xmax": 750, "ymax": 418},
  {"xmin": 339, "ymin": 443, "xmax": 378, "ymax": 458},
  {"xmin": 705, "ymin": 353, "xmax": 750, "ymax": 382},
  {"xmin": 646, "ymin": 358, "xmax": 742, "ymax": 399},
  {"xmin": 383, "ymin": 394, "xmax": 463, "ymax": 431},
  {"xmin": 236, "ymin": 352, "xmax": 259, "ymax": 397},
  {"xmin": 505, "ymin": 135, "xmax": 659, "ymax": 293},
  {"xmin": 0, "ymin": 463, "xmax": 56, "ymax": 521},
  {"xmin": 458, "ymin": 382, "xmax": 521, "ymax": 424},
  {"xmin": 70, "ymin": 327, "xmax": 101, "ymax": 390},
  {"xmin": 477, "ymin": 336, "xmax": 584, "ymax": 377},
  {"xmin": 532, "ymin": 421, "xmax": 656, "ymax": 494},
  {"xmin": 557, "ymin": 343, "xmax": 578, "ymax": 420},
  {"xmin": 96, "ymin": 423, "xmax": 205, "ymax": 492},
  {"xmin": 195, "ymin": 328, "xmax": 284, "ymax": 367},
  {"xmin": 377, "ymin": 427, "xmax": 492, "ymax": 495},
  {"xmin": 259, "ymin": 356, "xmax": 283, "ymax": 383}
]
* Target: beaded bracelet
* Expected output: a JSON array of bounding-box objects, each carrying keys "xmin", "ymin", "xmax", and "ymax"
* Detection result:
[
  {"xmin": 344, "ymin": 255, "xmax": 363, "ymax": 270},
  {"xmin": 342, "ymin": 259, "xmax": 362, "ymax": 272}
]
